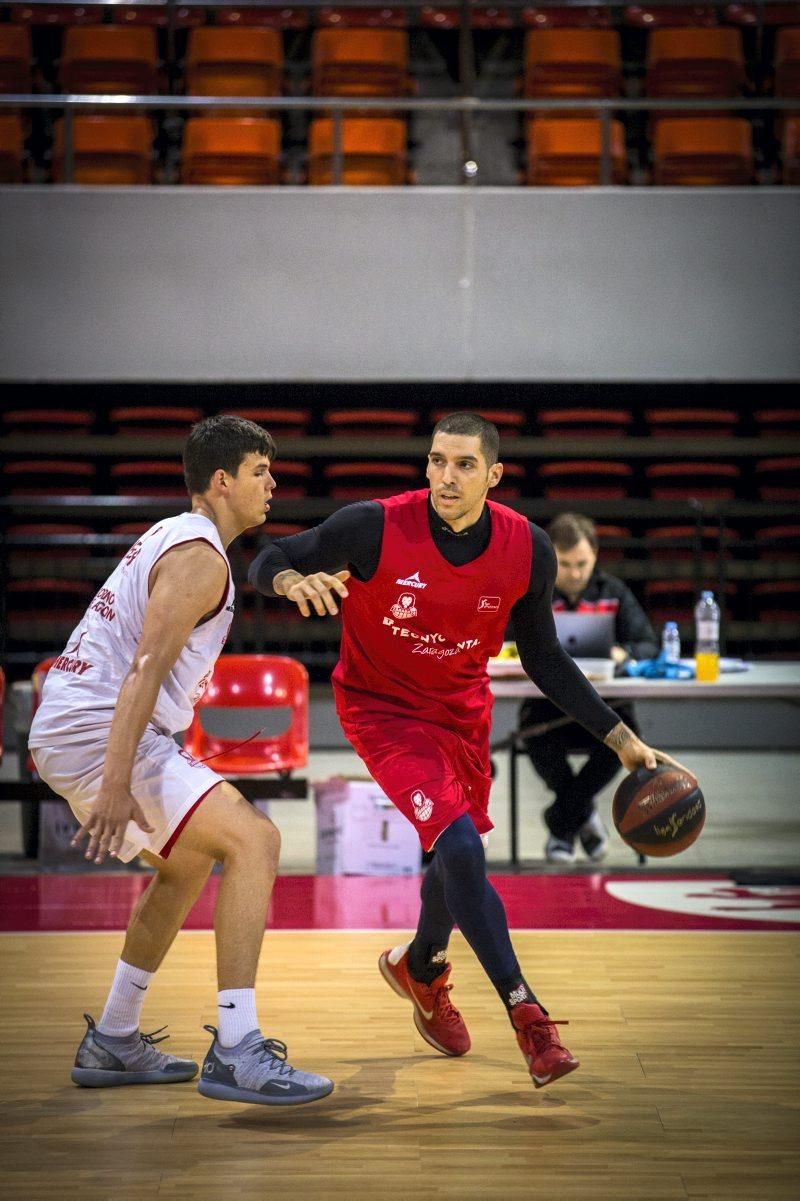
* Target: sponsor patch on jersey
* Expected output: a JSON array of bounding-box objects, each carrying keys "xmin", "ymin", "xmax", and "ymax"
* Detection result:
[
  {"xmin": 390, "ymin": 593, "xmax": 418, "ymax": 620},
  {"xmin": 411, "ymin": 789, "xmax": 434, "ymax": 822},
  {"xmin": 395, "ymin": 571, "xmax": 426, "ymax": 590},
  {"xmin": 477, "ymin": 596, "xmax": 500, "ymax": 612}
]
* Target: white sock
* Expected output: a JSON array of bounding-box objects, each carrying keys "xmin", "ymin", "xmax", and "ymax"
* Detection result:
[
  {"xmin": 97, "ymin": 959, "xmax": 153, "ymax": 1037},
  {"xmin": 217, "ymin": 989, "xmax": 259, "ymax": 1047}
]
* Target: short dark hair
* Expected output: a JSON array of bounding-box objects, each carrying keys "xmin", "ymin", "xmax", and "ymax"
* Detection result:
[
  {"xmin": 183, "ymin": 414, "xmax": 276, "ymax": 496},
  {"xmin": 431, "ymin": 412, "xmax": 500, "ymax": 467},
  {"xmin": 548, "ymin": 512, "xmax": 599, "ymax": 553}
]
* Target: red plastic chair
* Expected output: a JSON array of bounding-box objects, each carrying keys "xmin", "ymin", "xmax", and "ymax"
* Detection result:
[
  {"xmin": 652, "ymin": 117, "xmax": 753, "ymax": 184},
  {"xmin": 430, "ymin": 408, "xmax": 527, "ymax": 436},
  {"xmin": 323, "ymin": 461, "xmax": 418, "ymax": 498},
  {"xmin": 754, "ymin": 457, "xmax": 800, "ymax": 500},
  {"xmin": 2, "ymin": 408, "xmax": 94, "ymax": 433},
  {"xmin": 523, "ymin": 29, "xmax": 622, "ymax": 101},
  {"xmin": 538, "ymin": 460, "xmax": 633, "ymax": 499},
  {"xmin": 725, "ymin": 5, "xmax": 800, "ymax": 26},
  {"xmin": 60, "ymin": 26, "xmax": 160, "ymax": 95},
  {"xmin": 421, "ymin": 7, "xmax": 514, "ymax": 29},
  {"xmin": 538, "ymin": 408, "xmax": 632, "ymax": 437},
  {"xmin": 110, "ymin": 405, "xmax": 203, "ymax": 435},
  {"xmin": 11, "ymin": 6, "xmax": 103, "ymax": 26},
  {"xmin": 625, "ymin": 6, "xmax": 718, "ymax": 28},
  {"xmin": 221, "ymin": 408, "xmax": 311, "ymax": 437},
  {"xmin": 112, "ymin": 6, "xmax": 204, "ymax": 27},
  {"xmin": 754, "ymin": 408, "xmax": 800, "ymax": 435},
  {"xmin": 325, "ymin": 408, "xmax": 417, "ymax": 437},
  {"xmin": 5, "ymin": 460, "xmax": 96, "ymax": 496},
  {"xmin": 754, "ymin": 524, "xmax": 800, "ymax": 561},
  {"xmin": 6, "ymin": 523, "xmax": 95, "ymax": 565},
  {"xmin": 525, "ymin": 117, "xmax": 627, "ymax": 185},
  {"xmin": 182, "ymin": 654, "xmax": 308, "ymax": 775},
  {"xmin": 645, "ymin": 523, "xmax": 735, "ymax": 565},
  {"xmin": 0, "ymin": 25, "xmax": 32, "ymax": 94},
  {"xmin": 644, "ymin": 407, "xmax": 738, "ymax": 436},
  {"xmin": 490, "ymin": 462, "xmax": 526, "ymax": 499},
  {"xmin": 110, "ymin": 461, "xmax": 187, "ymax": 497},
  {"xmin": 752, "ymin": 581, "xmax": 800, "ymax": 622},
  {"xmin": 318, "ymin": 7, "xmax": 408, "ymax": 28},
  {"xmin": 646, "ymin": 28, "xmax": 745, "ymax": 99},
  {"xmin": 645, "ymin": 462, "xmax": 740, "ymax": 499},
  {"xmin": 271, "ymin": 461, "xmax": 313, "ymax": 498},
  {"xmin": 215, "ymin": 8, "xmax": 308, "ymax": 29},
  {"xmin": 593, "ymin": 523, "xmax": 631, "ymax": 561}
]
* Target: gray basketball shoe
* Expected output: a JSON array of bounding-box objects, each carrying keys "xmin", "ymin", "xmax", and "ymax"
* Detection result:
[
  {"xmin": 71, "ymin": 1014, "xmax": 199, "ymax": 1087},
  {"xmin": 198, "ymin": 1025, "xmax": 334, "ymax": 1106}
]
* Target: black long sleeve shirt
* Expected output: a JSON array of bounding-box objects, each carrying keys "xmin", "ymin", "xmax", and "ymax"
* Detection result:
[
  {"xmin": 248, "ymin": 499, "xmax": 622, "ymax": 742},
  {"xmin": 553, "ymin": 570, "xmax": 659, "ymax": 663}
]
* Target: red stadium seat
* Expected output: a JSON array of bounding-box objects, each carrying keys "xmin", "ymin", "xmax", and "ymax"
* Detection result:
[
  {"xmin": 652, "ymin": 118, "xmax": 753, "ymax": 184},
  {"xmin": 490, "ymin": 462, "xmax": 526, "ymax": 499},
  {"xmin": 523, "ymin": 29, "xmax": 622, "ymax": 101},
  {"xmin": 181, "ymin": 118, "xmax": 282, "ymax": 186},
  {"xmin": 0, "ymin": 25, "xmax": 32, "ymax": 94},
  {"xmin": 644, "ymin": 408, "xmax": 739, "ymax": 436},
  {"xmin": 60, "ymin": 26, "xmax": 160, "ymax": 94},
  {"xmin": 112, "ymin": 6, "xmax": 204, "ymax": 27},
  {"xmin": 421, "ymin": 7, "xmax": 514, "ymax": 29},
  {"xmin": 222, "ymin": 408, "xmax": 311, "ymax": 437},
  {"xmin": 754, "ymin": 524, "xmax": 800, "ymax": 560},
  {"xmin": 110, "ymin": 405, "xmax": 203, "ymax": 435},
  {"xmin": 754, "ymin": 457, "xmax": 800, "ymax": 500},
  {"xmin": 645, "ymin": 462, "xmax": 740, "ymax": 499},
  {"xmin": 6, "ymin": 580, "xmax": 95, "ymax": 642},
  {"xmin": 775, "ymin": 28, "xmax": 800, "ymax": 96},
  {"xmin": 109, "ymin": 461, "xmax": 187, "ymax": 497},
  {"xmin": 11, "ymin": 6, "xmax": 103, "ymax": 26},
  {"xmin": 525, "ymin": 117, "xmax": 627, "ymax": 185},
  {"xmin": 593, "ymin": 524, "xmax": 631, "ymax": 561},
  {"xmin": 430, "ymin": 409, "xmax": 527, "ymax": 436},
  {"xmin": 0, "ymin": 114, "xmax": 24, "ymax": 183},
  {"xmin": 53, "ymin": 116, "xmax": 153, "ymax": 185},
  {"xmin": 538, "ymin": 460, "xmax": 633, "ymax": 499},
  {"xmin": 325, "ymin": 408, "xmax": 417, "ymax": 436},
  {"xmin": 644, "ymin": 523, "xmax": 736, "ymax": 566},
  {"xmin": 323, "ymin": 461, "xmax": 419, "ymax": 498},
  {"xmin": 311, "ymin": 29, "xmax": 411, "ymax": 96},
  {"xmin": 5, "ymin": 460, "xmax": 95, "ymax": 496},
  {"xmin": 6, "ymin": 523, "xmax": 95, "ymax": 565},
  {"xmin": 182, "ymin": 654, "xmax": 308, "ymax": 775},
  {"xmin": 754, "ymin": 407, "xmax": 800, "ymax": 435},
  {"xmin": 752, "ymin": 581, "xmax": 800, "ymax": 622},
  {"xmin": 538, "ymin": 408, "xmax": 632, "ymax": 436},
  {"xmin": 725, "ymin": 5, "xmax": 800, "ymax": 26},
  {"xmin": 644, "ymin": 578, "xmax": 735, "ymax": 624},
  {"xmin": 308, "ymin": 117, "xmax": 408, "ymax": 185},
  {"xmin": 186, "ymin": 28, "xmax": 284, "ymax": 101},
  {"xmin": 270, "ymin": 461, "xmax": 313, "ymax": 498},
  {"xmin": 780, "ymin": 117, "xmax": 800, "ymax": 181},
  {"xmin": 646, "ymin": 27, "xmax": 745, "ymax": 99},
  {"xmin": 2, "ymin": 408, "xmax": 93, "ymax": 433}
]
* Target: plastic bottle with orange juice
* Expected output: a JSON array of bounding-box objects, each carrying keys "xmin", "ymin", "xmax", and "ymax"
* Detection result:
[{"xmin": 694, "ymin": 591, "xmax": 720, "ymax": 683}]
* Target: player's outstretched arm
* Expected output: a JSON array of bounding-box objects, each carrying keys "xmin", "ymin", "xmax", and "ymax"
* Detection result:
[
  {"xmin": 72, "ymin": 543, "xmax": 228, "ymax": 865},
  {"xmin": 273, "ymin": 568, "xmax": 351, "ymax": 618},
  {"xmin": 603, "ymin": 722, "xmax": 690, "ymax": 775}
]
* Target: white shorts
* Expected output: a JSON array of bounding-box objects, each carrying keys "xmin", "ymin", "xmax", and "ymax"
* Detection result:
[{"xmin": 30, "ymin": 726, "xmax": 225, "ymax": 863}]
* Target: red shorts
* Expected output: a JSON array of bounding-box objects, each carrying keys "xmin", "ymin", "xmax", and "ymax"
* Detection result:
[{"xmin": 341, "ymin": 715, "xmax": 493, "ymax": 852}]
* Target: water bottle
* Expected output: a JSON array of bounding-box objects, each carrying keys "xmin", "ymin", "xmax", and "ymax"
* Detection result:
[
  {"xmin": 661, "ymin": 620, "xmax": 681, "ymax": 664},
  {"xmin": 694, "ymin": 590, "xmax": 720, "ymax": 682}
]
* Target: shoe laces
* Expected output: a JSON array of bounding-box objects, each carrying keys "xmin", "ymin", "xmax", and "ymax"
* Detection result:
[
  {"xmin": 521, "ymin": 1016, "xmax": 569, "ymax": 1055},
  {"xmin": 140, "ymin": 1025, "xmax": 169, "ymax": 1048},
  {"xmin": 249, "ymin": 1037, "xmax": 295, "ymax": 1076},
  {"xmin": 429, "ymin": 977, "xmax": 462, "ymax": 1027}
]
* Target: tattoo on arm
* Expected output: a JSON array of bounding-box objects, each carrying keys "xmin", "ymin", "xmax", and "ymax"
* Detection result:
[
  {"xmin": 603, "ymin": 721, "xmax": 634, "ymax": 751},
  {"xmin": 273, "ymin": 569, "xmax": 303, "ymax": 596}
]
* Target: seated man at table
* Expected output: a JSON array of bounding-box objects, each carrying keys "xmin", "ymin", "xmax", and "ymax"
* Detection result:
[{"xmin": 518, "ymin": 513, "xmax": 658, "ymax": 863}]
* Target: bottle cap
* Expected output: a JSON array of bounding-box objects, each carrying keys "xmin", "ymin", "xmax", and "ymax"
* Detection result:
[{"xmin": 700, "ymin": 590, "xmax": 714, "ymax": 600}]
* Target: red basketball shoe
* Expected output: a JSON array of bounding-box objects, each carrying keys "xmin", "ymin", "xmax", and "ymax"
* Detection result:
[
  {"xmin": 378, "ymin": 943, "xmax": 471, "ymax": 1057},
  {"xmin": 511, "ymin": 1002, "xmax": 579, "ymax": 1088}
]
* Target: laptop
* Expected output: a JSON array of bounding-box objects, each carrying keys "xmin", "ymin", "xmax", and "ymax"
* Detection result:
[{"xmin": 553, "ymin": 610, "xmax": 615, "ymax": 658}]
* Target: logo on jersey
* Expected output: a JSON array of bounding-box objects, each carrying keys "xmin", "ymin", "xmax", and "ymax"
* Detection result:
[
  {"xmin": 52, "ymin": 630, "xmax": 93, "ymax": 677},
  {"xmin": 395, "ymin": 571, "xmax": 427, "ymax": 590},
  {"xmin": 390, "ymin": 593, "xmax": 418, "ymax": 620},
  {"xmin": 477, "ymin": 596, "xmax": 500, "ymax": 612},
  {"xmin": 411, "ymin": 790, "xmax": 434, "ymax": 822}
]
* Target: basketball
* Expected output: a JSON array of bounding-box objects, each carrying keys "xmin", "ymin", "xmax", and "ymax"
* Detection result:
[{"xmin": 612, "ymin": 765, "xmax": 705, "ymax": 858}]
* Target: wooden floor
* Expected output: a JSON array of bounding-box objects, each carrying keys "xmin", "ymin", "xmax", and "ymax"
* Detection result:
[{"xmin": 1, "ymin": 930, "xmax": 798, "ymax": 1201}]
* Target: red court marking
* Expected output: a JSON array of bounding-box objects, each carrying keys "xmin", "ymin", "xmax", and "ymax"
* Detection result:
[{"xmin": 1, "ymin": 873, "xmax": 798, "ymax": 933}]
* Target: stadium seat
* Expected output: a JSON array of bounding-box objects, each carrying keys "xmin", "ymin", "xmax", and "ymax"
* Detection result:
[
  {"xmin": 752, "ymin": 580, "xmax": 800, "ymax": 621},
  {"xmin": 523, "ymin": 30, "xmax": 622, "ymax": 101},
  {"xmin": 318, "ymin": 8, "xmax": 408, "ymax": 28},
  {"xmin": 308, "ymin": 117, "xmax": 408, "ymax": 184},
  {"xmin": 182, "ymin": 118, "xmax": 282, "ymax": 185},
  {"xmin": 525, "ymin": 117, "xmax": 627, "ymax": 184},
  {"xmin": 754, "ymin": 524, "xmax": 800, "ymax": 560},
  {"xmin": 269, "ymin": 461, "xmax": 313, "ymax": 497},
  {"xmin": 538, "ymin": 460, "xmax": 633, "ymax": 499},
  {"xmin": 488, "ymin": 462, "xmax": 526, "ymax": 499},
  {"xmin": 754, "ymin": 407, "xmax": 800, "ymax": 435},
  {"xmin": 325, "ymin": 408, "xmax": 417, "ymax": 436},
  {"xmin": 725, "ymin": 5, "xmax": 800, "ymax": 26},
  {"xmin": 182, "ymin": 654, "xmax": 308, "ymax": 775},
  {"xmin": 311, "ymin": 29, "xmax": 411, "ymax": 96},
  {"xmin": 781, "ymin": 117, "xmax": 800, "ymax": 182},
  {"xmin": 0, "ymin": 24, "xmax": 32, "ymax": 94},
  {"xmin": 644, "ymin": 407, "xmax": 739, "ymax": 436},
  {"xmin": 522, "ymin": 8, "xmax": 613, "ymax": 30},
  {"xmin": 112, "ymin": 6, "xmax": 204, "ymax": 27},
  {"xmin": 644, "ymin": 523, "xmax": 735, "ymax": 565},
  {"xmin": 5, "ymin": 460, "xmax": 95, "ymax": 495},
  {"xmin": 754, "ymin": 457, "xmax": 800, "ymax": 500},
  {"xmin": 109, "ymin": 461, "xmax": 188, "ymax": 497},
  {"xmin": 646, "ymin": 27, "xmax": 745, "ymax": 99},
  {"xmin": 10, "ymin": 5, "xmax": 103, "ymax": 26},
  {"xmin": 430, "ymin": 409, "xmax": 527, "ymax": 436},
  {"xmin": 538, "ymin": 407, "xmax": 632, "ymax": 436},
  {"xmin": 0, "ymin": 114, "xmax": 24, "ymax": 183},
  {"xmin": 6, "ymin": 579, "xmax": 95, "ymax": 642},
  {"xmin": 644, "ymin": 578, "xmax": 735, "ymax": 624},
  {"xmin": 775, "ymin": 27, "xmax": 800, "ymax": 96},
  {"xmin": 110, "ymin": 405, "xmax": 203, "ymax": 435},
  {"xmin": 186, "ymin": 28, "xmax": 284, "ymax": 101},
  {"xmin": 222, "ymin": 408, "xmax": 311, "ymax": 436},
  {"xmin": 6, "ymin": 523, "xmax": 95, "ymax": 565},
  {"xmin": 421, "ymin": 7, "xmax": 514, "ymax": 29},
  {"xmin": 625, "ymin": 6, "xmax": 718, "ymax": 28},
  {"xmin": 60, "ymin": 26, "xmax": 160, "ymax": 94},
  {"xmin": 323, "ymin": 461, "xmax": 419, "ymax": 498},
  {"xmin": 593, "ymin": 524, "xmax": 631, "ymax": 561},
  {"xmin": 53, "ymin": 116, "xmax": 153, "ymax": 185},
  {"xmin": 2, "ymin": 408, "xmax": 93, "ymax": 433},
  {"xmin": 652, "ymin": 117, "xmax": 753, "ymax": 184},
  {"xmin": 216, "ymin": 8, "xmax": 308, "ymax": 29},
  {"xmin": 645, "ymin": 462, "xmax": 741, "ymax": 499}
]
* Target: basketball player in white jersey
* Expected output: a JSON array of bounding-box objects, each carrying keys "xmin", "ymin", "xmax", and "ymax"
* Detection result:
[{"xmin": 28, "ymin": 415, "xmax": 333, "ymax": 1107}]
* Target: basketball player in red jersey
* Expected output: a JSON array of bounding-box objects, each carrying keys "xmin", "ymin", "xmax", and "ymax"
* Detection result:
[
  {"xmin": 249, "ymin": 412, "xmax": 681, "ymax": 1089},
  {"xmin": 30, "ymin": 416, "xmax": 333, "ymax": 1106}
]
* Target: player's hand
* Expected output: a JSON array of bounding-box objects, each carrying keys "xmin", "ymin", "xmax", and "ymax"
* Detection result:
[
  {"xmin": 282, "ymin": 570, "xmax": 351, "ymax": 617},
  {"xmin": 604, "ymin": 723, "xmax": 690, "ymax": 775},
  {"xmin": 71, "ymin": 787, "xmax": 155, "ymax": 865}
]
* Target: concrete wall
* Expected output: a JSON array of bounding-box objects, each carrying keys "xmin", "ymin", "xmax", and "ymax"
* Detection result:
[{"xmin": 1, "ymin": 186, "xmax": 799, "ymax": 382}]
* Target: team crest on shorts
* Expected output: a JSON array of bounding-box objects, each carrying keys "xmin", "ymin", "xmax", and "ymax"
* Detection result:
[
  {"xmin": 391, "ymin": 593, "xmax": 418, "ymax": 620},
  {"xmin": 411, "ymin": 789, "xmax": 434, "ymax": 822}
]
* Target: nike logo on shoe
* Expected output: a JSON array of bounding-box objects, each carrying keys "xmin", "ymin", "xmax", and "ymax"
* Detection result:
[
  {"xmin": 271, "ymin": 1082, "xmax": 292, "ymax": 1090},
  {"xmin": 131, "ymin": 983, "xmax": 148, "ymax": 991},
  {"xmin": 219, "ymin": 1002, "xmax": 236, "ymax": 1009}
]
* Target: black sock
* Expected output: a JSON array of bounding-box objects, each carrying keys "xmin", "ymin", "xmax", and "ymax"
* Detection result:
[
  {"xmin": 407, "ymin": 941, "xmax": 449, "ymax": 985},
  {"xmin": 493, "ymin": 973, "xmax": 546, "ymax": 1016}
]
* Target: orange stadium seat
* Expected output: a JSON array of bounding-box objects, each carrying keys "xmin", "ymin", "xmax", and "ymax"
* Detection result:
[
  {"xmin": 593, "ymin": 524, "xmax": 631, "ymax": 561},
  {"xmin": 644, "ymin": 578, "xmax": 735, "ymax": 624},
  {"xmin": 624, "ymin": 6, "xmax": 718, "ymax": 28},
  {"xmin": 644, "ymin": 523, "xmax": 735, "ymax": 566},
  {"xmin": 522, "ymin": 8, "xmax": 613, "ymax": 29},
  {"xmin": 323, "ymin": 461, "xmax": 419, "ymax": 498},
  {"xmin": 489, "ymin": 462, "xmax": 527, "ymax": 499},
  {"xmin": 754, "ymin": 407, "xmax": 800, "ymax": 435},
  {"xmin": 781, "ymin": 117, "xmax": 800, "ymax": 181},
  {"xmin": 308, "ymin": 117, "xmax": 408, "ymax": 184},
  {"xmin": 775, "ymin": 28, "xmax": 800, "ymax": 96},
  {"xmin": 268, "ymin": 461, "xmax": 313, "ymax": 497},
  {"xmin": 644, "ymin": 407, "xmax": 739, "ymax": 436},
  {"xmin": 318, "ymin": 7, "xmax": 409, "ymax": 28},
  {"xmin": 60, "ymin": 26, "xmax": 160, "ymax": 94},
  {"xmin": 112, "ymin": 6, "xmax": 204, "ymax": 27},
  {"xmin": 752, "ymin": 581, "xmax": 800, "ymax": 622},
  {"xmin": 538, "ymin": 460, "xmax": 633, "ymax": 499},
  {"xmin": 754, "ymin": 457, "xmax": 800, "ymax": 500},
  {"xmin": 2, "ymin": 408, "xmax": 93, "ymax": 432},
  {"xmin": 311, "ymin": 29, "xmax": 411, "ymax": 96},
  {"xmin": 53, "ymin": 116, "xmax": 153, "ymax": 184},
  {"xmin": 0, "ymin": 25, "xmax": 32, "ymax": 94},
  {"xmin": 110, "ymin": 461, "xmax": 188, "ymax": 497},
  {"xmin": 5, "ymin": 460, "xmax": 96, "ymax": 495},
  {"xmin": 430, "ymin": 409, "xmax": 527, "ymax": 436},
  {"xmin": 10, "ymin": 6, "xmax": 103, "ymax": 26},
  {"xmin": 182, "ymin": 118, "xmax": 282, "ymax": 185},
  {"xmin": 754, "ymin": 524, "xmax": 800, "ymax": 561},
  {"xmin": 0, "ymin": 113, "xmax": 24, "ymax": 183},
  {"xmin": 646, "ymin": 28, "xmax": 745, "ymax": 99},
  {"xmin": 325, "ymin": 408, "xmax": 417, "ymax": 436},
  {"xmin": 525, "ymin": 117, "xmax": 627, "ymax": 184},
  {"xmin": 186, "ymin": 28, "xmax": 284, "ymax": 100},
  {"xmin": 222, "ymin": 408, "xmax": 311, "ymax": 436},
  {"xmin": 538, "ymin": 408, "xmax": 632, "ymax": 436},
  {"xmin": 645, "ymin": 461, "xmax": 740, "ymax": 499},
  {"xmin": 183, "ymin": 655, "xmax": 309, "ymax": 775},
  {"xmin": 110, "ymin": 405, "xmax": 203, "ymax": 434},
  {"xmin": 215, "ymin": 8, "xmax": 309, "ymax": 29},
  {"xmin": 652, "ymin": 117, "xmax": 753, "ymax": 184},
  {"xmin": 523, "ymin": 30, "xmax": 622, "ymax": 100}
]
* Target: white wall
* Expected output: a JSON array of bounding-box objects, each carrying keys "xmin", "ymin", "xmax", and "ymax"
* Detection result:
[{"xmin": 1, "ymin": 186, "xmax": 798, "ymax": 381}]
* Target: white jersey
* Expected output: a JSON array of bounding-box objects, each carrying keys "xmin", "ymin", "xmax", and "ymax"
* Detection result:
[{"xmin": 29, "ymin": 513, "xmax": 235, "ymax": 747}]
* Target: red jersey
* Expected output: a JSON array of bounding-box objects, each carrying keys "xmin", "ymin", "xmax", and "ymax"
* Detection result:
[{"xmin": 332, "ymin": 490, "xmax": 532, "ymax": 743}]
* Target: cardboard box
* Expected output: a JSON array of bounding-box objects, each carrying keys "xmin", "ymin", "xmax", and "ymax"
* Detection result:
[{"xmin": 314, "ymin": 777, "xmax": 422, "ymax": 876}]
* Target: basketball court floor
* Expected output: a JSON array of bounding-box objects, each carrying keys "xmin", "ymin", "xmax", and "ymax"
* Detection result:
[{"xmin": 1, "ymin": 747, "xmax": 798, "ymax": 1200}]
